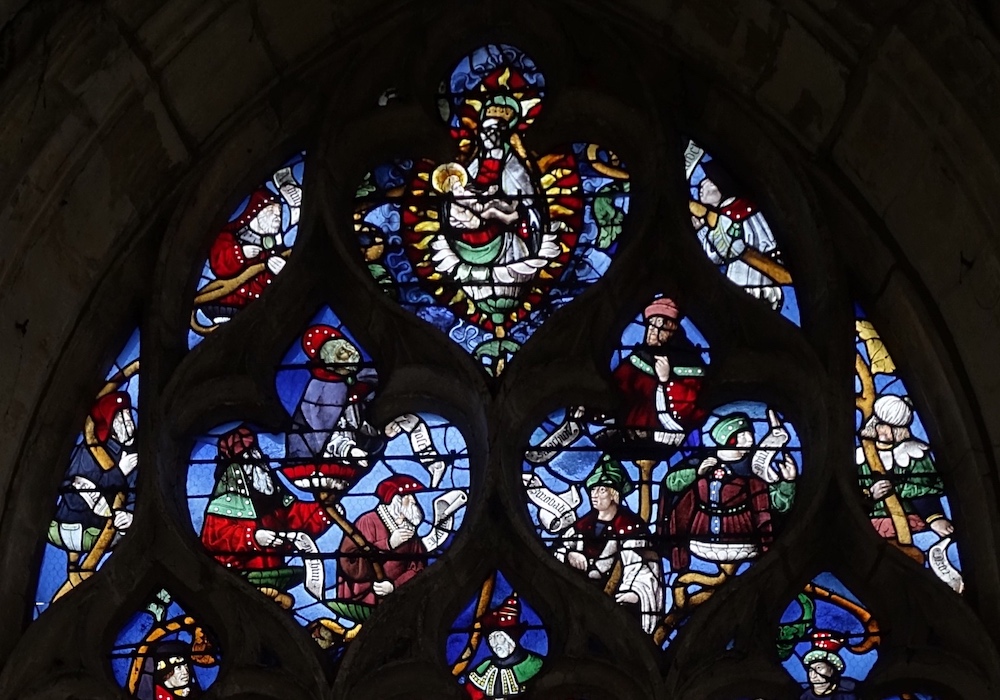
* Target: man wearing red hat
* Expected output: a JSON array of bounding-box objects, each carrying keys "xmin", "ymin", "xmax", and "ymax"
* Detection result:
[
  {"xmin": 465, "ymin": 594, "xmax": 544, "ymax": 699},
  {"xmin": 48, "ymin": 390, "xmax": 138, "ymax": 582},
  {"xmin": 610, "ymin": 297, "xmax": 708, "ymax": 448},
  {"xmin": 282, "ymin": 325, "xmax": 381, "ymax": 495},
  {"xmin": 335, "ymin": 474, "xmax": 430, "ymax": 605},
  {"xmin": 196, "ymin": 166, "xmax": 301, "ymax": 325},
  {"xmin": 800, "ymin": 632, "xmax": 858, "ymax": 699},
  {"xmin": 200, "ymin": 425, "xmax": 337, "ymax": 605}
]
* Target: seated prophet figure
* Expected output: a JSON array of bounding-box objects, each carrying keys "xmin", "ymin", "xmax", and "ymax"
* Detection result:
[
  {"xmin": 197, "ymin": 167, "xmax": 301, "ymax": 325},
  {"xmin": 465, "ymin": 595, "xmax": 544, "ymax": 699},
  {"xmin": 336, "ymin": 475, "xmax": 464, "ymax": 609},
  {"xmin": 800, "ymin": 633, "xmax": 858, "ymax": 700},
  {"xmin": 856, "ymin": 395, "xmax": 954, "ymax": 541},
  {"xmin": 48, "ymin": 391, "xmax": 137, "ymax": 587},
  {"xmin": 553, "ymin": 456, "xmax": 663, "ymax": 633},
  {"xmin": 690, "ymin": 159, "xmax": 787, "ymax": 311},
  {"xmin": 609, "ymin": 297, "xmax": 708, "ymax": 448},
  {"xmin": 662, "ymin": 411, "xmax": 797, "ymax": 568},
  {"xmin": 200, "ymin": 426, "xmax": 336, "ymax": 607},
  {"xmin": 283, "ymin": 325, "xmax": 381, "ymax": 495}
]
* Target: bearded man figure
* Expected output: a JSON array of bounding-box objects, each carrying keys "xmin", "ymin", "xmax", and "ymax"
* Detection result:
[
  {"xmin": 609, "ymin": 297, "xmax": 708, "ymax": 449},
  {"xmin": 282, "ymin": 325, "xmax": 381, "ymax": 496},
  {"xmin": 197, "ymin": 166, "xmax": 301, "ymax": 325},
  {"xmin": 465, "ymin": 595, "xmax": 544, "ymax": 699},
  {"xmin": 553, "ymin": 456, "xmax": 663, "ymax": 633},
  {"xmin": 48, "ymin": 391, "xmax": 138, "ymax": 584},
  {"xmin": 335, "ymin": 475, "xmax": 430, "ymax": 605},
  {"xmin": 200, "ymin": 426, "xmax": 337, "ymax": 607},
  {"xmin": 856, "ymin": 395, "xmax": 954, "ymax": 541}
]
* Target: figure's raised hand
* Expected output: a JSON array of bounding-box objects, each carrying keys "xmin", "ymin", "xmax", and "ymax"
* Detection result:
[
  {"xmin": 242, "ymin": 244, "xmax": 262, "ymax": 259},
  {"xmin": 698, "ymin": 457, "xmax": 719, "ymax": 475}
]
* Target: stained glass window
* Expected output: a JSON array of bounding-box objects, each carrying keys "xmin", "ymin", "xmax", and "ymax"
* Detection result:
[
  {"xmin": 523, "ymin": 297, "xmax": 801, "ymax": 645},
  {"xmin": 854, "ymin": 308, "xmax": 961, "ymax": 592},
  {"xmin": 11, "ymin": 28, "xmax": 985, "ymax": 700},
  {"xmin": 447, "ymin": 571, "xmax": 547, "ymax": 699},
  {"xmin": 189, "ymin": 151, "xmax": 306, "ymax": 349},
  {"xmin": 33, "ymin": 329, "xmax": 140, "ymax": 618},
  {"xmin": 110, "ymin": 589, "xmax": 221, "ymax": 699},
  {"xmin": 186, "ymin": 307, "xmax": 469, "ymax": 664},
  {"xmin": 684, "ymin": 141, "xmax": 799, "ymax": 325},
  {"xmin": 777, "ymin": 573, "xmax": 879, "ymax": 698},
  {"xmin": 355, "ymin": 44, "xmax": 630, "ymax": 375}
]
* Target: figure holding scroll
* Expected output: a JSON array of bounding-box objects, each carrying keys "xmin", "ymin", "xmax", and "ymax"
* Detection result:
[
  {"xmin": 200, "ymin": 426, "xmax": 336, "ymax": 608},
  {"xmin": 336, "ymin": 475, "xmax": 466, "ymax": 605},
  {"xmin": 689, "ymin": 158, "xmax": 788, "ymax": 311},
  {"xmin": 661, "ymin": 410, "xmax": 797, "ymax": 568}
]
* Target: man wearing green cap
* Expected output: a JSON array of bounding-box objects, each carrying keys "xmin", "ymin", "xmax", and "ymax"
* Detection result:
[
  {"xmin": 553, "ymin": 455, "xmax": 663, "ymax": 633},
  {"xmin": 660, "ymin": 409, "xmax": 798, "ymax": 569}
]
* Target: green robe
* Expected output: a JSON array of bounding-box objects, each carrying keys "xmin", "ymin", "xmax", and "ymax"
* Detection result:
[
  {"xmin": 468, "ymin": 651, "xmax": 543, "ymax": 696},
  {"xmin": 856, "ymin": 440, "xmax": 944, "ymax": 518}
]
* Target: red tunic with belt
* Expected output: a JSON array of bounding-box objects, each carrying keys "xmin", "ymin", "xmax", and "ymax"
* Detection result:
[
  {"xmin": 335, "ymin": 509, "xmax": 426, "ymax": 605},
  {"xmin": 666, "ymin": 468, "xmax": 773, "ymax": 569}
]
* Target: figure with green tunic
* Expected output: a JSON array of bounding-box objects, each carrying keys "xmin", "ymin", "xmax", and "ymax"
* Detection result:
[
  {"xmin": 658, "ymin": 409, "xmax": 798, "ymax": 568},
  {"xmin": 856, "ymin": 395, "xmax": 954, "ymax": 542},
  {"xmin": 200, "ymin": 426, "xmax": 338, "ymax": 608},
  {"xmin": 464, "ymin": 595, "xmax": 544, "ymax": 699}
]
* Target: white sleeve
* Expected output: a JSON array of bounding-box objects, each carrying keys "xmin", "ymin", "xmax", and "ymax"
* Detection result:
[{"xmin": 655, "ymin": 385, "xmax": 685, "ymax": 432}]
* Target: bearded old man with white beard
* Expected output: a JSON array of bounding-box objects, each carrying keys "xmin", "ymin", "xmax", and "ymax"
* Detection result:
[
  {"xmin": 335, "ymin": 475, "xmax": 431, "ymax": 604},
  {"xmin": 200, "ymin": 426, "xmax": 338, "ymax": 606}
]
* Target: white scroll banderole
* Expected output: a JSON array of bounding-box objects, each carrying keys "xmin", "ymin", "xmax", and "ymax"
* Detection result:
[
  {"xmin": 389, "ymin": 414, "xmax": 446, "ymax": 488},
  {"xmin": 684, "ymin": 141, "xmax": 706, "ymax": 180},
  {"xmin": 928, "ymin": 536, "xmax": 963, "ymax": 593},
  {"xmin": 523, "ymin": 472, "xmax": 582, "ymax": 533},
  {"xmin": 524, "ymin": 415, "xmax": 583, "ymax": 466},
  {"xmin": 281, "ymin": 531, "xmax": 325, "ymax": 600},
  {"xmin": 422, "ymin": 489, "xmax": 467, "ymax": 552},
  {"xmin": 752, "ymin": 411, "xmax": 791, "ymax": 483}
]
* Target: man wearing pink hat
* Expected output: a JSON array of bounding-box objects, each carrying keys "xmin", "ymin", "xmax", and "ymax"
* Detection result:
[{"xmin": 611, "ymin": 297, "xmax": 708, "ymax": 448}]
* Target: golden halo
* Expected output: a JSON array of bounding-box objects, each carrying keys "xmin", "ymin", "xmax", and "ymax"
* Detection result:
[{"xmin": 432, "ymin": 162, "xmax": 470, "ymax": 193}]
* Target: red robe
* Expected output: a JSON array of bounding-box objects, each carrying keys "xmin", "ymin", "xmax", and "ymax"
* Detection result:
[
  {"xmin": 205, "ymin": 231, "xmax": 276, "ymax": 310},
  {"xmin": 667, "ymin": 470, "xmax": 772, "ymax": 569},
  {"xmin": 336, "ymin": 509, "xmax": 425, "ymax": 604},
  {"xmin": 570, "ymin": 505, "xmax": 649, "ymax": 579},
  {"xmin": 154, "ymin": 686, "xmax": 198, "ymax": 700},
  {"xmin": 612, "ymin": 355, "xmax": 705, "ymax": 432},
  {"xmin": 201, "ymin": 500, "xmax": 332, "ymax": 571}
]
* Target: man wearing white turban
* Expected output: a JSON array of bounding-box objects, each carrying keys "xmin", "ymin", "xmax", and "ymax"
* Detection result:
[{"xmin": 857, "ymin": 395, "xmax": 954, "ymax": 540}]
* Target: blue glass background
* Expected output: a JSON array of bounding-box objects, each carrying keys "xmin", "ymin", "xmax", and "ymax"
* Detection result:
[
  {"xmin": 187, "ymin": 307, "xmax": 470, "ymax": 633},
  {"xmin": 188, "ymin": 151, "xmax": 307, "ymax": 349},
  {"xmin": 34, "ymin": 327, "xmax": 141, "ymax": 619},
  {"xmin": 686, "ymin": 146, "xmax": 800, "ymax": 326},
  {"xmin": 445, "ymin": 571, "xmax": 548, "ymax": 690},
  {"xmin": 779, "ymin": 573, "xmax": 878, "ymax": 688},
  {"xmin": 110, "ymin": 590, "xmax": 220, "ymax": 696}
]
